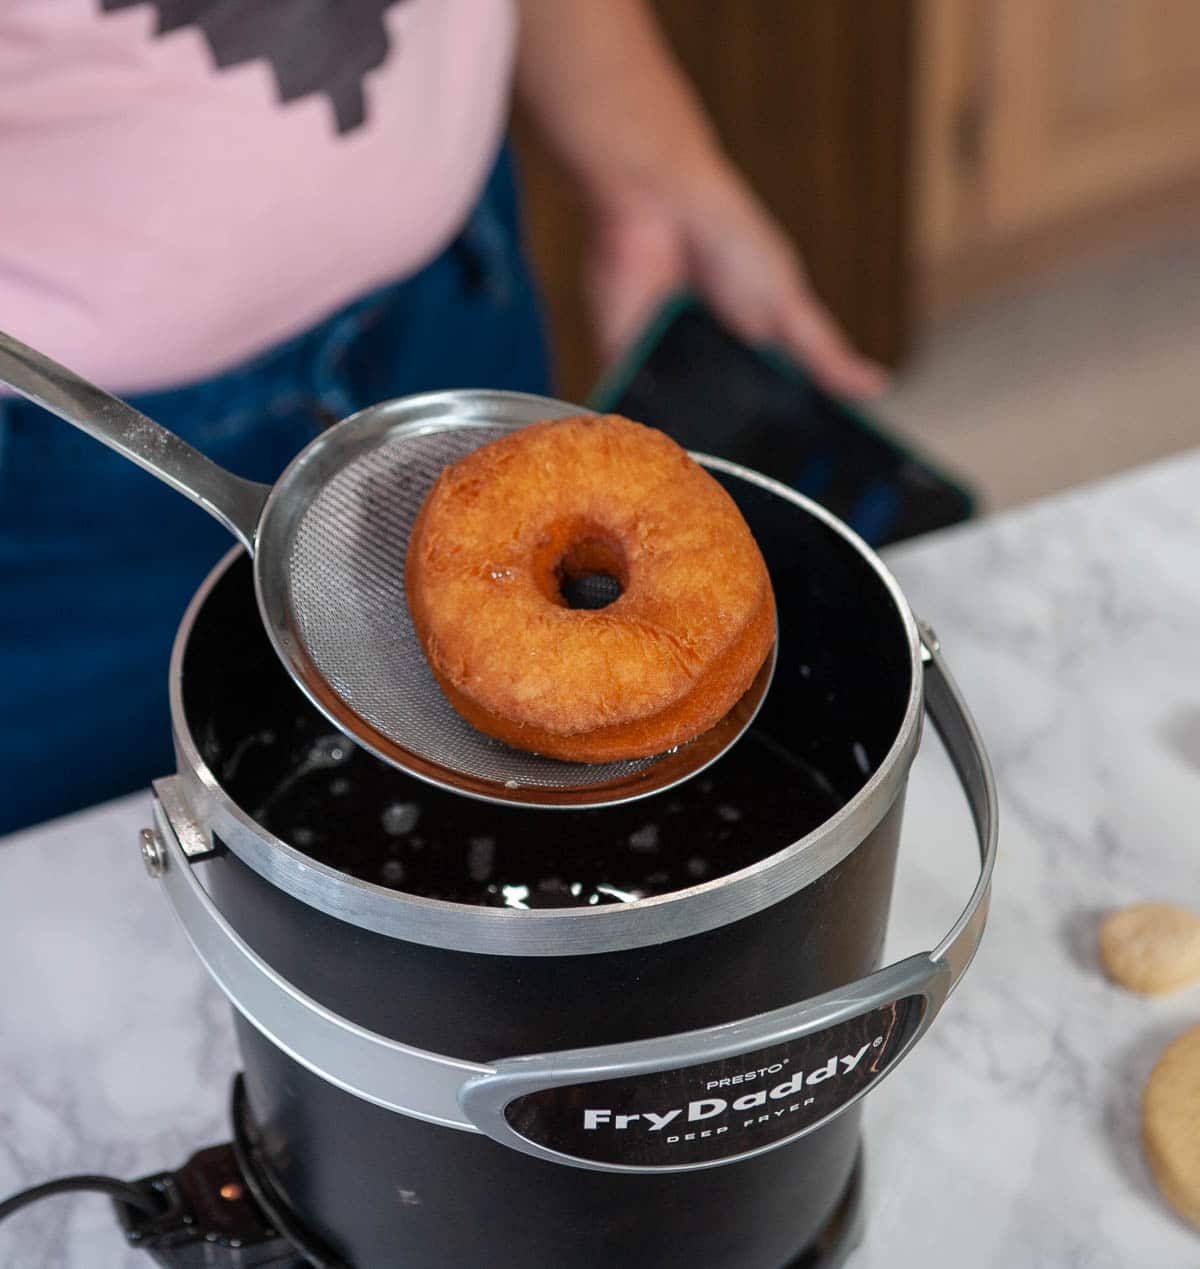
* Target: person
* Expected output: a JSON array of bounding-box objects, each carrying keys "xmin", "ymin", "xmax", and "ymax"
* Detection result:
[{"xmin": 0, "ymin": 0, "xmax": 882, "ymax": 835}]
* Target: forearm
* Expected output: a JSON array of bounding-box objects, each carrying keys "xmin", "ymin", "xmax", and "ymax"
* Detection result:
[
  {"xmin": 515, "ymin": 0, "xmax": 885, "ymax": 395},
  {"xmin": 515, "ymin": 0, "xmax": 725, "ymax": 206}
]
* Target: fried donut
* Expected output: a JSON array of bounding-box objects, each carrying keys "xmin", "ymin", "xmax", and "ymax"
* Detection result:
[{"xmin": 405, "ymin": 415, "xmax": 775, "ymax": 762}]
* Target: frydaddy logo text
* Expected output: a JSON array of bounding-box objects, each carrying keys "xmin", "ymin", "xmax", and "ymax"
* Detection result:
[{"xmin": 582, "ymin": 1038, "xmax": 883, "ymax": 1134}]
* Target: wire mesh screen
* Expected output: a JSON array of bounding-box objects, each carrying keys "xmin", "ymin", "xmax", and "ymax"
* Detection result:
[{"xmin": 286, "ymin": 424, "xmax": 659, "ymax": 789}]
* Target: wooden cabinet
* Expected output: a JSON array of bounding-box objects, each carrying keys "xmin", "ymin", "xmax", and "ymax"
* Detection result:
[
  {"xmin": 517, "ymin": 1, "xmax": 1200, "ymax": 396},
  {"xmin": 917, "ymin": 0, "xmax": 1200, "ymax": 313}
]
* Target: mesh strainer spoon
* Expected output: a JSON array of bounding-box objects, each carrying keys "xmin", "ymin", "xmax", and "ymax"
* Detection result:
[{"xmin": 0, "ymin": 330, "xmax": 776, "ymax": 809}]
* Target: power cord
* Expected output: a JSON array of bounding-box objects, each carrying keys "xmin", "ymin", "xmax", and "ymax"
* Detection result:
[
  {"xmin": 0, "ymin": 1173, "xmax": 160, "ymax": 1225},
  {"xmin": 1, "ymin": 1081, "xmax": 348, "ymax": 1267}
]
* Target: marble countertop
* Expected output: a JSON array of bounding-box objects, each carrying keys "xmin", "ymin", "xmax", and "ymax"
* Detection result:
[{"xmin": 4, "ymin": 453, "xmax": 1200, "ymax": 1267}]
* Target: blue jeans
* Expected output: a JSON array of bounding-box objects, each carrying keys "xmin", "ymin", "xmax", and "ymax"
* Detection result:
[{"xmin": 0, "ymin": 150, "xmax": 549, "ymax": 834}]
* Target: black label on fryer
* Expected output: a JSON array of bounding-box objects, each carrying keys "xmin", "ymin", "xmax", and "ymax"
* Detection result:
[{"xmin": 504, "ymin": 998, "xmax": 923, "ymax": 1167}]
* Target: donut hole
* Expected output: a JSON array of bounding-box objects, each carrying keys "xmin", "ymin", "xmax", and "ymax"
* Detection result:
[
  {"xmin": 557, "ymin": 536, "xmax": 627, "ymax": 610},
  {"xmin": 533, "ymin": 523, "xmax": 629, "ymax": 611},
  {"xmin": 560, "ymin": 569, "xmax": 623, "ymax": 610}
]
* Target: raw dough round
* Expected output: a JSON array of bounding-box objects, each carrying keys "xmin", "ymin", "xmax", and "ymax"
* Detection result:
[
  {"xmin": 1143, "ymin": 1023, "xmax": 1200, "ymax": 1231},
  {"xmin": 1098, "ymin": 902, "xmax": 1200, "ymax": 995}
]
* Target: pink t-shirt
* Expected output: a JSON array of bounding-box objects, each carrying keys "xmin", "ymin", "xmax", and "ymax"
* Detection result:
[{"xmin": 0, "ymin": 0, "xmax": 516, "ymax": 393}]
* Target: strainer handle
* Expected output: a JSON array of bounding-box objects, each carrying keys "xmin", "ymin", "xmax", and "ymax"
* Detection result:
[{"xmin": 0, "ymin": 329, "xmax": 269, "ymax": 552}]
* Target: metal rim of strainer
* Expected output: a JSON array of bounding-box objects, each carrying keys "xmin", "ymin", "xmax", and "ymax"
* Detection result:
[{"xmin": 250, "ymin": 390, "xmax": 779, "ymax": 810}]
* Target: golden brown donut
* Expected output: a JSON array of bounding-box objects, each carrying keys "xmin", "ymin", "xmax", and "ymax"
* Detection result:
[{"xmin": 405, "ymin": 415, "xmax": 775, "ymax": 762}]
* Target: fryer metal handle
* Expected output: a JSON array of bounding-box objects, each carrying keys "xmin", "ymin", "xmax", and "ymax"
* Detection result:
[
  {"xmin": 0, "ymin": 329, "xmax": 269, "ymax": 551},
  {"xmin": 150, "ymin": 781, "xmax": 490, "ymax": 1133},
  {"xmin": 150, "ymin": 628, "xmax": 996, "ymax": 1173}
]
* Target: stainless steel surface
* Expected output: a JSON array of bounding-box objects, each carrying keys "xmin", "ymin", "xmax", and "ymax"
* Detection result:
[
  {"xmin": 138, "ymin": 827, "xmax": 165, "ymax": 879},
  {"xmin": 150, "ymin": 638, "xmax": 995, "ymax": 1159},
  {"xmin": 169, "ymin": 450, "xmax": 925, "ymax": 956},
  {"xmin": 0, "ymin": 329, "xmax": 268, "ymax": 550},
  {"xmin": 0, "ymin": 333, "xmax": 778, "ymax": 810},
  {"xmin": 926, "ymin": 636, "xmax": 998, "ymax": 989}
]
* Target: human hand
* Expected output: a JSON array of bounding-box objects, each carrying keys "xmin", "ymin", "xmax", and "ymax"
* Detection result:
[{"xmin": 584, "ymin": 159, "xmax": 886, "ymax": 400}]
